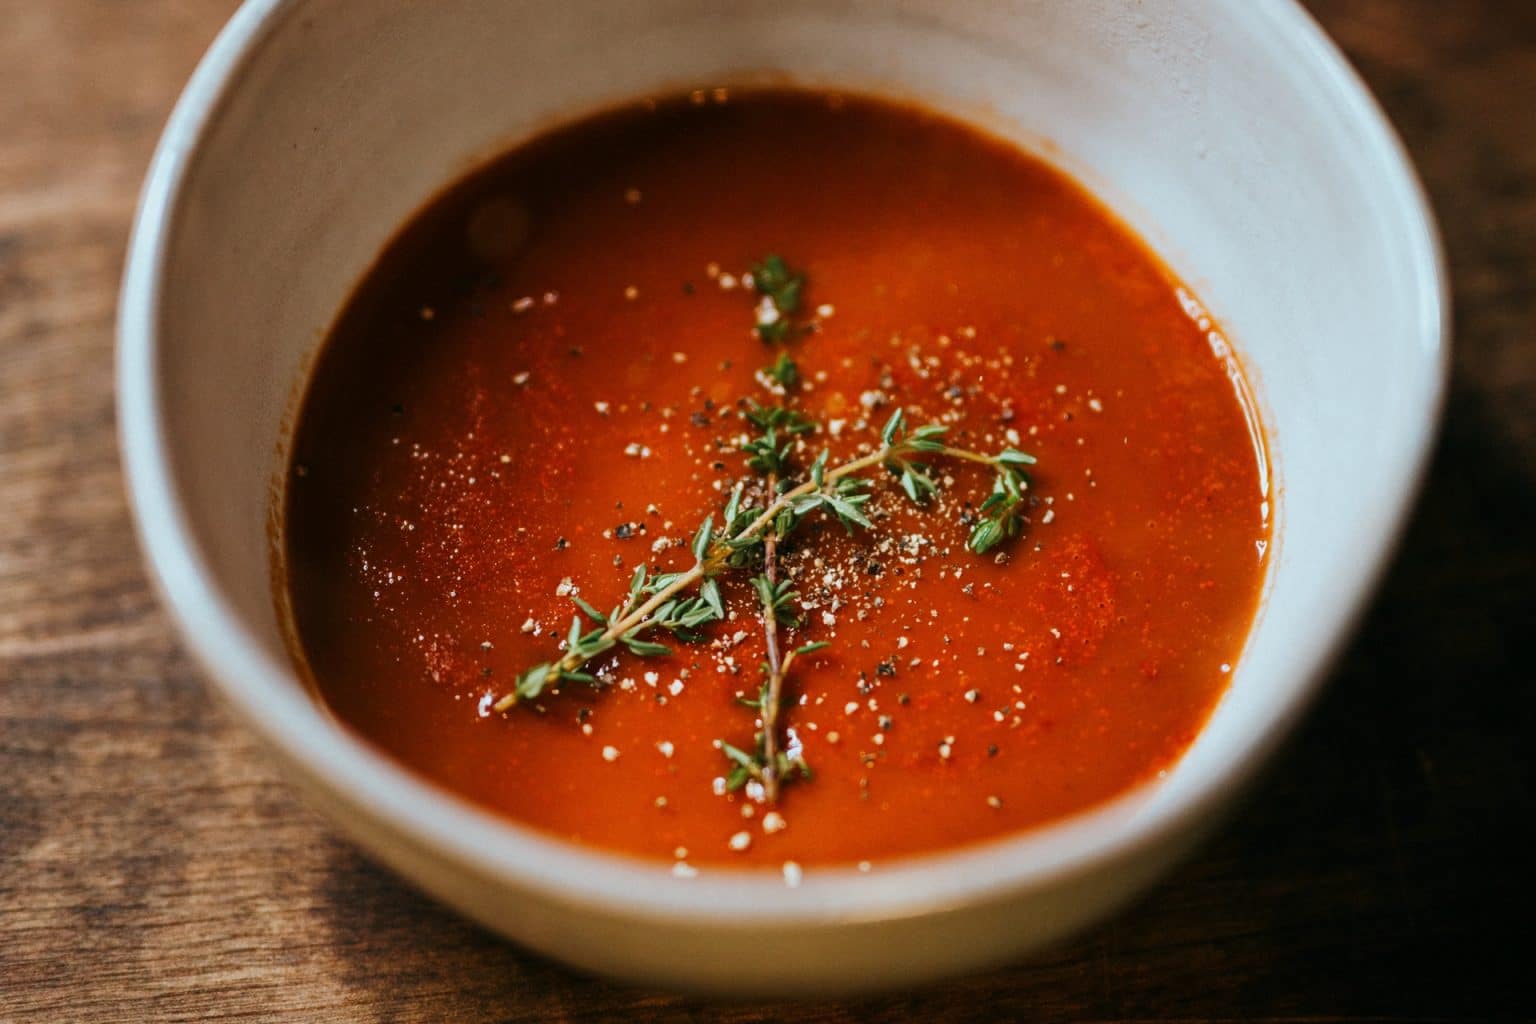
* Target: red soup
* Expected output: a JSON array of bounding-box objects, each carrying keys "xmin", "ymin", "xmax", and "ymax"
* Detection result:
[{"xmin": 283, "ymin": 89, "xmax": 1269, "ymax": 871}]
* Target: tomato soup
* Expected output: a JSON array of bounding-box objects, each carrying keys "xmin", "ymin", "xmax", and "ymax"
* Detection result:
[{"xmin": 282, "ymin": 90, "xmax": 1269, "ymax": 871}]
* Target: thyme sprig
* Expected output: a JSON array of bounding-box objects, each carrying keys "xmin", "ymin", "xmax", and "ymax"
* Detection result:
[
  {"xmin": 493, "ymin": 553, "xmax": 727, "ymax": 710},
  {"xmin": 878, "ymin": 408, "xmax": 1038, "ymax": 553},
  {"xmin": 727, "ymin": 257, "xmax": 818, "ymax": 800},
  {"xmin": 736, "ymin": 471, "xmax": 810, "ymax": 802},
  {"xmin": 496, "ymin": 253, "xmax": 1039, "ymax": 809}
]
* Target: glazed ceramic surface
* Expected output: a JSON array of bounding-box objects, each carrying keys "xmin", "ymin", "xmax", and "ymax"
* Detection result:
[{"xmin": 119, "ymin": 0, "xmax": 1446, "ymax": 994}]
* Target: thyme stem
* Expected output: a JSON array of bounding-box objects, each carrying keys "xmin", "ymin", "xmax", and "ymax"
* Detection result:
[
  {"xmin": 758, "ymin": 472, "xmax": 786, "ymax": 803},
  {"xmin": 935, "ymin": 445, "xmax": 1009, "ymax": 467}
]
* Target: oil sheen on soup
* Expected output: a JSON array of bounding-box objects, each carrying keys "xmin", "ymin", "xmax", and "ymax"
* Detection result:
[{"xmin": 283, "ymin": 90, "xmax": 1270, "ymax": 871}]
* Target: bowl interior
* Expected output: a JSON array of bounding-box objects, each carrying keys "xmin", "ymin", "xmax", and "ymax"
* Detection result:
[{"xmin": 124, "ymin": 0, "xmax": 1444, "ymax": 936}]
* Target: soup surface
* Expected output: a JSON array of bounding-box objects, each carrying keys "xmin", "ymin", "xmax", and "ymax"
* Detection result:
[{"xmin": 284, "ymin": 90, "xmax": 1268, "ymax": 872}]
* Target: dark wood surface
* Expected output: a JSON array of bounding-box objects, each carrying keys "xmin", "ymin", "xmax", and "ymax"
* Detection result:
[{"xmin": 2, "ymin": 2, "xmax": 1532, "ymax": 1020}]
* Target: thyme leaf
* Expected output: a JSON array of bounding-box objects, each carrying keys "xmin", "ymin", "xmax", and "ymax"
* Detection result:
[
  {"xmin": 765, "ymin": 351, "xmax": 800, "ymax": 389},
  {"xmin": 751, "ymin": 253, "xmax": 808, "ymax": 343}
]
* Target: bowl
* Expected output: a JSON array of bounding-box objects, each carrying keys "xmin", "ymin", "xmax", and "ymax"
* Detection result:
[{"xmin": 118, "ymin": 0, "xmax": 1447, "ymax": 995}]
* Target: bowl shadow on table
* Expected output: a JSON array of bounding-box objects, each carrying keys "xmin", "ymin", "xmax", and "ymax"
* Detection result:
[{"xmin": 314, "ymin": 387, "xmax": 1534, "ymax": 1020}]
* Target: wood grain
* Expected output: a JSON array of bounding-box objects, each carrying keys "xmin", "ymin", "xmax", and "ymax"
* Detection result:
[{"xmin": 2, "ymin": 2, "xmax": 1532, "ymax": 1020}]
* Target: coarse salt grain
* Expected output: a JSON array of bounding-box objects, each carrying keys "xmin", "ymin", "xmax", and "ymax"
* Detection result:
[
  {"xmin": 728, "ymin": 831, "xmax": 752, "ymax": 852},
  {"xmin": 601, "ymin": 745, "xmax": 620, "ymax": 762},
  {"xmin": 755, "ymin": 296, "xmax": 780, "ymax": 326}
]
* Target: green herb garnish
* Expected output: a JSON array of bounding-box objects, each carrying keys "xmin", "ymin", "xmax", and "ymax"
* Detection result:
[{"xmin": 496, "ymin": 255, "xmax": 1039, "ymax": 808}]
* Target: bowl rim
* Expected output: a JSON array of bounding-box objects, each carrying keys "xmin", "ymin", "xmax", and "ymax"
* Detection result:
[{"xmin": 117, "ymin": 0, "xmax": 1450, "ymax": 924}]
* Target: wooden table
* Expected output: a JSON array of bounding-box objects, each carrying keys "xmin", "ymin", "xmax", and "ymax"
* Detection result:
[{"xmin": 3, "ymin": 2, "xmax": 1531, "ymax": 1019}]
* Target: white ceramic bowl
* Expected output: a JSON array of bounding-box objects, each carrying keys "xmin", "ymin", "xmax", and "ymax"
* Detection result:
[{"xmin": 118, "ymin": 0, "xmax": 1447, "ymax": 995}]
